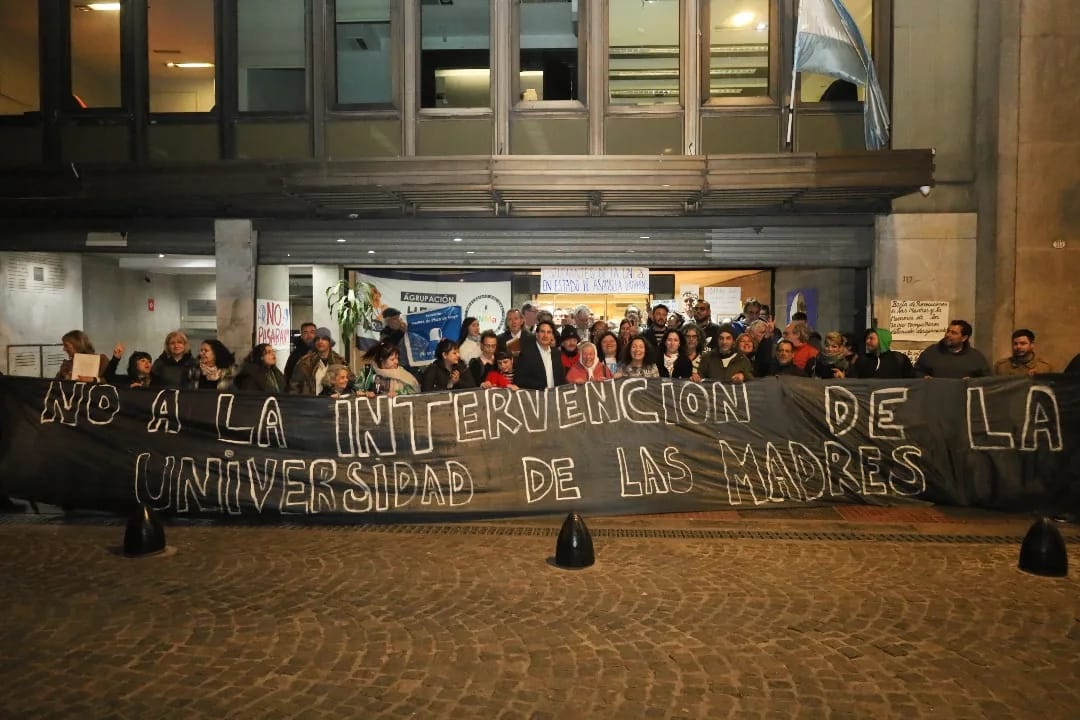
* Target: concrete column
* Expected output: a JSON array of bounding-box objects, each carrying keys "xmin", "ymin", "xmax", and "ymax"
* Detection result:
[
  {"xmin": 311, "ymin": 265, "xmax": 340, "ymax": 338},
  {"xmin": 214, "ymin": 219, "xmax": 257, "ymax": 359}
]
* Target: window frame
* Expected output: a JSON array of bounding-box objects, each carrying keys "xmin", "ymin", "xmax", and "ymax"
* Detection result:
[
  {"xmin": 233, "ymin": 0, "xmax": 312, "ymax": 118},
  {"xmin": 326, "ymin": 0, "xmax": 400, "ymax": 114},
  {"xmin": 510, "ymin": 0, "xmax": 587, "ymax": 113},
  {"xmin": 416, "ymin": 0, "xmax": 494, "ymax": 116},
  {"xmin": 699, "ymin": 0, "xmax": 780, "ymax": 108}
]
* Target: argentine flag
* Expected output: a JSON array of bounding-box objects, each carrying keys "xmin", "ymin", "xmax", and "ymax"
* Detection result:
[{"xmin": 794, "ymin": 0, "xmax": 890, "ymax": 150}]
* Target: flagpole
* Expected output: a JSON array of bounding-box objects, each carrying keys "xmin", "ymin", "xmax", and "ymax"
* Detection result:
[
  {"xmin": 786, "ymin": 0, "xmax": 801, "ymax": 149},
  {"xmin": 785, "ymin": 64, "xmax": 798, "ymax": 148}
]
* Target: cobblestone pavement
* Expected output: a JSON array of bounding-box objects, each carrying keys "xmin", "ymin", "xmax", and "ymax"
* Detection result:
[{"xmin": 1, "ymin": 511, "xmax": 1078, "ymax": 719}]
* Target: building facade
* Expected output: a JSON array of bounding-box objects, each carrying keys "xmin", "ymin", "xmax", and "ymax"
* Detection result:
[{"xmin": 0, "ymin": 0, "xmax": 1075, "ymax": 370}]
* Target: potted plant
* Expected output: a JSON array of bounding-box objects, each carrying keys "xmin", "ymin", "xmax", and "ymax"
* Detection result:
[{"xmin": 325, "ymin": 277, "xmax": 378, "ymax": 359}]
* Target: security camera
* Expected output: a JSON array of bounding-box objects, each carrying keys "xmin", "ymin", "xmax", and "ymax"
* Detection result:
[{"xmin": 919, "ymin": 185, "xmax": 932, "ymax": 197}]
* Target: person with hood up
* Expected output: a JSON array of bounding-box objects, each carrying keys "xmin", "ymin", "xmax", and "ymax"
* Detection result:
[
  {"xmin": 848, "ymin": 327, "xmax": 914, "ymax": 379},
  {"xmin": 566, "ymin": 341, "xmax": 612, "ymax": 384}
]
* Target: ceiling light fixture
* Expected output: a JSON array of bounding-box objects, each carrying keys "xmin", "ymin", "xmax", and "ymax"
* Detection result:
[
  {"xmin": 165, "ymin": 62, "xmax": 214, "ymax": 69},
  {"xmin": 367, "ymin": 250, "xmax": 375, "ymax": 254},
  {"xmin": 86, "ymin": 2, "xmax": 122, "ymax": 11},
  {"xmin": 452, "ymin": 237, "xmax": 463, "ymax": 242},
  {"xmin": 639, "ymin": 235, "xmax": 651, "ymax": 240},
  {"xmin": 729, "ymin": 11, "xmax": 755, "ymax": 28},
  {"xmin": 336, "ymin": 238, "xmax": 346, "ymax": 243},
  {"xmin": 158, "ymin": 253, "xmax": 165, "ymax": 258},
  {"xmin": 465, "ymin": 250, "xmax": 475, "ymax": 255}
]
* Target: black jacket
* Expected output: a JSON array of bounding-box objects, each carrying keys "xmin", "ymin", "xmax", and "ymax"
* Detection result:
[
  {"xmin": 421, "ymin": 361, "xmax": 477, "ymax": 393},
  {"xmin": 234, "ymin": 362, "xmax": 287, "ymax": 393},
  {"xmin": 847, "ymin": 351, "xmax": 915, "ymax": 380},
  {"xmin": 150, "ymin": 352, "xmax": 197, "ymax": 389},
  {"xmin": 514, "ymin": 338, "xmax": 566, "ymax": 389}
]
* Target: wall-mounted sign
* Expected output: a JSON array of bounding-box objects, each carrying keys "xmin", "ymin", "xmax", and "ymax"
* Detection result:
[
  {"xmin": 889, "ymin": 300, "xmax": 949, "ymax": 342},
  {"xmin": 539, "ymin": 266, "xmax": 649, "ymax": 294}
]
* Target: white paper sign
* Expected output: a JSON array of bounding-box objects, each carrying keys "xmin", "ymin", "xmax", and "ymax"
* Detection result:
[
  {"xmin": 256, "ymin": 298, "xmax": 292, "ymax": 364},
  {"xmin": 540, "ymin": 266, "xmax": 649, "ymax": 294},
  {"xmin": 704, "ymin": 286, "xmax": 743, "ymax": 320},
  {"xmin": 71, "ymin": 353, "xmax": 101, "ymax": 379},
  {"xmin": 889, "ymin": 300, "xmax": 950, "ymax": 341}
]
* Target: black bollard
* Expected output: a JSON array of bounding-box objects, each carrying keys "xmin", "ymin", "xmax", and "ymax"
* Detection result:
[
  {"xmin": 554, "ymin": 512, "xmax": 595, "ymax": 569},
  {"xmin": 1018, "ymin": 517, "xmax": 1068, "ymax": 577},
  {"xmin": 123, "ymin": 503, "xmax": 167, "ymax": 558}
]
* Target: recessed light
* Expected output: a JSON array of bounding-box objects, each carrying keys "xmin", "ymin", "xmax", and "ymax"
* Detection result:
[
  {"xmin": 465, "ymin": 250, "xmax": 475, "ymax": 255},
  {"xmin": 286, "ymin": 253, "xmax": 291, "ymax": 257},
  {"xmin": 367, "ymin": 249, "xmax": 375, "ymax": 254},
  {"xmin": 336, "ymin": 238, "xmax": 346, "ymax": 243},
  {"xmin": 626, "ymin": 249, "xmax": 636, "ymax": 254},
  {"xmin": 86, "ymin": 3, "xmax": 121, "ymax": 11},
  {"xmin": 703, "ymin": 248, "xmax": 711, "ymax": 253},
  {"xmin": 453, "ymin": 237, "xmax": 463, "ymax": 243},
  {"xmin": 165, "ymin": 62, "xmax": 214, "ymax": 69},
  {"xmin": 347, "ymin": 213, "xmax": 359, "ymax": 219},
  {"xmin": 158, "ymin": 253, "xmax": 165, "ymax": 258},
  {"xmin": 639, "ymin": 235, "xmax": 650, "ymax": 240}
]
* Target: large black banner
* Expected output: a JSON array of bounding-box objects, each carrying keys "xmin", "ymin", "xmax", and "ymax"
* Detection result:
[{"xmin": 0, "ymin": 376, "xmax": 1077, "ymax": 519}]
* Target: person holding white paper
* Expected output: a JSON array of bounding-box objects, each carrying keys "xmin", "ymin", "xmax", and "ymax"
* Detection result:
[{"xmin": 56, "ymin": 330, "xmax": 108, "ymax": 382}]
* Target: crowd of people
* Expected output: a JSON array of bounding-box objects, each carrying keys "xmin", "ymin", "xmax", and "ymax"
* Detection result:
[
  {"xmin": 45, "ymin": 299, "xmax": 1078, "ymax": 401},
  {"xmin": 0, "ymin": 308, "xmax": 1071, "ymax": 515}
]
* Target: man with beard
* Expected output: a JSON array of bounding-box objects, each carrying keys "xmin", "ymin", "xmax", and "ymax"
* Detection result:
[
  {"xmin": 915, "ymin": 319, "xmax": 989, "ymax": 378},
  {"xmin": 993, "ymin": 329, "xmax": 1053, "ymax": 376},
  {"xmin": 284, "ymin": 322, "xmax": 317, "ymax": 385},
  {"xmin": 644, "ymin": 304, "xmax": 669, "ymax": 350},
  {"xmin": 289, "ymin": 327, "xmax": 348, "ymax": 395},
  {"xmin": 700, "ymin": 324, "xmax": 754, "ymax": 382},
  {"xmin": 691, "ymin": 299, "xmax": 721, "ymax": 350},
  {"xmin": 515, "ymin": 320, "xmax": 566, "ymax": 389},
  {"xmin": 848, "ymin": 328, "xmax": 915, "ymax": 379}
]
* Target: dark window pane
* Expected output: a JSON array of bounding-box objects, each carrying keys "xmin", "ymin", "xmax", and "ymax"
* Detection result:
[
  {"xmin": 238, "ymin": 0, "xmax": 307, "ymax": 113},
  {"xmin": 421, "ymin": 0, "xmax": 490, "ymax": 109},
  {"xmin": 336, "ymin": 0, "xmax": 391, "ymax": 105},
  {"xmin": 519, "ymin": 0, "xmax": 579, "ymax": 102}
]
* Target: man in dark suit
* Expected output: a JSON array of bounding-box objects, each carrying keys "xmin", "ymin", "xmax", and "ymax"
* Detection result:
[
  {"xmin": 497, "ymin": 308, "xmax": 531, "ymax": 357},
  {"xmin": 514, "ymin": 320, "xmax": 565, "ymax": 390}
]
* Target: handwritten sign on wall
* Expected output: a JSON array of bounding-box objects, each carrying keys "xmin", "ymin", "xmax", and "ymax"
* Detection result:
[
  {"xmin": 540, "ymin": 267, "xmax": 649, "ymax": 295},
  {"xmin": 889, "ymin": 300, "xmax": 950, "ymax": 341}
]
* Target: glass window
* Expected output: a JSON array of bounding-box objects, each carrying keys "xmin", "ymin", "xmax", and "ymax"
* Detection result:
[
  {"xmin": 238, "ymin": 0, "xmax": 307, "ymax": 113},
  {"xmin": 799, "ymin": 0, "xmax": 872, "ymax": 102},
  {"xmin": 0, "ymin": 0, "xmax": 39, "ymax": 115},
  {"xmin": 335, "ymin": 0, "xmax": 392, "ymax": 106},
  {"xmin": 70, "ymin": 0, "xmax": 122, "ymax": 109},
  {"xmin": 703, "ymin": 0, "xmax": 770, "ymax": 100},
  {"xmin": 518, "ymin": 0, "xmax": 580, "ymax": 103},
  {"xmin": 420, "ymin": 0, "xmax": 490, "ymax": 109},
  {"xmin": 148, "ymin": 0, "xmax": 216, "ymax": 113},
  {"xmin": 608, "ymin": 0, "xmax": 680, "ymax": 106}
]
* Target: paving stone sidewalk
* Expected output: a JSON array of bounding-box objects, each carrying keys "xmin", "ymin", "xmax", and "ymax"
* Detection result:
[{"xmin": 1, "ymin": 515, "xmax": 1078, "ymax": 719}]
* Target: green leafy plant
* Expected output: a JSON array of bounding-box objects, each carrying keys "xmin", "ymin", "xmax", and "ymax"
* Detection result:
[{"xmin": 325, "ymin": 278, "xmax": 378, "ymax": 349}]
